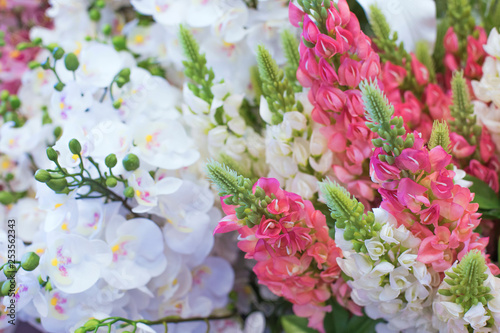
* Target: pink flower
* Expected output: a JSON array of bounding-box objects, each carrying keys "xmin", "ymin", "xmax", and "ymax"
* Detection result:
[
  {"xmin": 316, "ymin": 84, "xmax": 346, "ymax": 112},
  {"xmin": 288, "ymin": 1, "xmax": 305, "ymax": 27},
  {"xmin": 397, "ymin": 178, "xmax": 429, "ymax": 213},
  {"xmin": 334, "ymin": 26, "xmax": 354, "ymax": 53},
  {"xmin": 444, "ymin": 53, "xmax": 459, "ymax": 72},
  {"xmin": 344, "ymin": 89, "xmax": 365, "ymax": 116},
  {"xmin": 410, "ymin": 54, "xmax": 429, "ymax": 85},
  {"xmin": 443, "ymin": 27, "xmax": 459, "ymax": 54},
  {"xmin": 395, "ymin": 148, "xmax": 430, "ymax": 173},
  {"xmin": 417, "ymin": 226, "xmax": 452, "ymax": 262},
  {"xmin": 293, "ymin": 304, "xmax": 332, "ymax": 333},
  {"xmin": 419, "ymin": 204, "xmax": 440, "ymax": 227},
  {"xmin": 360, "ymin": 52, "xmax": 381, "ymax": 80},
  {"xmin": 467, "ymin": 35, "xmax": 486, "ymax": 62},
  {"xmin": 315, "ymin": 34, "xmax": 342, "ymax": 59},
  {"xmin": 430, "ymin": 169, "xmax": 455, "ymax": 199},
  {"xmin": 450, "ymin": 133, "xmax": 476, "ymax": 158},
  {"xmin": 479, "ymin": 127, "xmax": 495, "ymax": 163},
  {"xmin": 319, "ymin": 58, "xmax": 338, "ymax": 85},
  {"xmin": 467, "ymin": 160, "xmax": 500, "ymax": 192},
  {"xmin": 382, "ymin": 62, "xmax": 407, "ymax": 90},
  {"xmin": 255, "ymin": 217, "xmax": 282, "ymax": 239},
  {"xmin": 303, "ymin": 15, "xmax": 320, "ymax": 43},
  {"xmin": 337, "ymin": 0, "xmax": 351, "ymax": 25},
  {"xmin": 326, "ymin": 7, "xmax": 342, "ymax": 32},
  {"xmin": 370, "ymin": 149, "xmax": 401, "ymax": 182},
  {"xmin": 428, "ymin": 146, "xmax": 452, "ymax": 172},
  {"xmin": 465, "ymin": 58, "xmax": 482, "ymax": 79},
  {"xmin": 338, "ymin": 57, "xmax": 361, "ymax": 87}
]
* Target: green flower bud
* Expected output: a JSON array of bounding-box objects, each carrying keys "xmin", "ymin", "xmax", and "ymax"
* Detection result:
[
  {"xmin": 112, "ymin": 100, "xmax": 121, "ymax": 109},
  {"xmin": 8, "ymin": 95, "xmax": 20, "ymax": 109},
  {"xmin": 102, "ymin": 24, "xmax": 112, "ymax": 36},
  {"xmin": 52, "ymin": 47, "xmax": 64, "ymax": 60},
  {"xmin": 105, "ymin": 154, "xmax": 117, "ymax": 168},
  {"xmin": 35, "ymin": 169, "xmax": 52, "ymax": 183},
  {"xmin": 64, "ymin": 53, "xmax": 79, "ymax": 71},
  {"xmin": 46, "ymin": 43, "xmax": 58, "ymax": 52},
  {"xmin": 106, "ymin": 177, "xmax": 117, "ymax": 188},
  {"xmin": 3, "ymin": 265, "xmax": 16, "ymax": 279},
  {"xmin": 28, "ymin": 61, "xmax": 40, "ymax": 69},
  {"xmin": 119, "ymin": 68, "xmax": 131, "ymax": 79},
  {"xmin": 54, "ymin": 82, "xmax": 65, "ymax": 92},
  {"xmin": 95, "ymin": 0, "xmax": 105, "ymax": 8},
  {"xmin": 75, "ymin": 328, "xmax": 85, "ymax": 333},
  {"xmin": 0, "ymin": 191, "xmax": 14, "ymax": 205},
  {"xmin": 32, "ymin": 37, "xmax": 42, "ymax": 45},
  {"xmin": 46, "ymin": 179, "xmax": 68, "ymax": 192},
  {"xmin": 0, "ymin": 279, "xmax": 13, "ymax": 296},
  {"xmin": 112, "ymin": 36, "xmax": 127, "ymax": 51},
  {"xmin": 122, "ymin": 154, "xmax": 140, "ymax": 171},
  {"xmin": 84, "ymin": 319, "xmax": 100, "ymax": 331},
  {"xmin": 16, "ymin": 42, "xmax": 30, "ymax": 50},
  {"xmin": 89, "ymin": 8, "xmax": 101, "ymax": 21},
  {"xmin": 41, "ymin": 58, "xmax": 51, "ymax": 70},
  {"xmin": 123, "ymin": 186, "xmax": 134, "ymax": 198},
  {"xmin": 116, "ymin": 76, "xmax": 127, "ymax": 88},
  {"xmin": 53, "ymin": 126, "xmax": 62, "ymax": 139},
  {"xmin": 68, "ymin": 138, "xmax": 82, "ymax": 155},
  {"xmin": 4, "ymin": 173, "xmax": 13, "ymax": 182},
  {"xmin": 0, "ymin": 90, "xmax": 9, "ymax": 101},
  {"xmin": 21, "ymin": 252, "xmax": 40, "ymax": 271}
]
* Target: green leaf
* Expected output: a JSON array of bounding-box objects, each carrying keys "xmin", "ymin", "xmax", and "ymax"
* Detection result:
[
  {"xmin": 281, "ymin": 315, "xmax": 317, "ymax": 333},
  {"xmin": 465, "ymin": 175, "xmax": 500, "ymax": 210},
  {"xmin": 324, "ymin": 299, "xmax": 379, "ymax": 333}
]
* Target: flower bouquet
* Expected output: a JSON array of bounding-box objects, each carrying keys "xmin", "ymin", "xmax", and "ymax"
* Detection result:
[{"xmin": 2, "ymin": 0, "xmax": 500, "ymax": 333}]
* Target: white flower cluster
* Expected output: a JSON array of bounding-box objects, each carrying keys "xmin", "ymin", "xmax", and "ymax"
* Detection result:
[
  {"xmin": 182, "ymin": 81, "xmax": 267, "ymax": 177},
  {"xmin": 432, "ymin": 264, "xmax": 500, "ymax": 333},
  {"xmin": 129, "ymin": 0, "xmax": 290, "ymax": 93},
  {"xmin": 262, "ymin": 93, "xmax": 333, "ymax": 199},
  {"xmin": 336, "ymin": 208, "xmax": 441, "ymax": 333},
  {"xmin": 473, "ymin": 28, "xmax": 500, "ymax": 149},
  {"xmin": 0, "ymin": 1, "xmax": 269, "ymax": 332}
]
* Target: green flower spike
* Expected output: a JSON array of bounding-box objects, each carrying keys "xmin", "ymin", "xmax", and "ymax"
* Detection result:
[
  {"xmin": 256, "ymin": 45, "xmax": 296, "ymax": 125},
  {"xmin": 280, "ymin": 30, "xmax": 302, "ymax": 92},
  {"xmin": 449, "ymin": 71, "xmax": 482, "ymax": 150},
  {"xmin": 360, "ymin": 80, "xmax": 414, "ymax": 164},
  {"xmin": 319, "ymin": 180, "xmax": 380, "ymax": 253},
  {"xmin": 179, "ymin": 25, "xmax": 215, "ymax": 104},
  {"xmin": 446, "ymin": 0, "xmax": 475, "ymax": 61},
  {"xmin": 438, "ymin": 250, "xmax": 494, "ymax": 313},
  {"xmin": 205, "ymin": 160, "xmax": 272, "ymax": 226},
  {"xmin": 428, "ymin": 120, "xmax": 451, "ymax": 153}
]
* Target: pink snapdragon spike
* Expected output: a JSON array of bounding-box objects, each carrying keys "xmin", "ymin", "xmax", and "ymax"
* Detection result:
[
  {"xmin": 369, "ymin": 133, "xmax": 500, "ymax": 274},
  {"xmin": 214, "ymin": 177, "xmax": 352, "ymax": 333},
  {"xmin": 292, "ymin": 0, "xmax": 381, "ymax": 208}
]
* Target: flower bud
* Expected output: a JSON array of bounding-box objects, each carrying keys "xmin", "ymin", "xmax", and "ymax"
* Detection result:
[
  {"xmin": 0, "ymin": 191, "xmax": 14, "ymax": 205},
  {"xmin": 54, "ymin": 82, "xmax": 65, "ymax": 92},
  {"xmin": 8, "ymin": 95, "xmax": 20, "ymax": 109},
  {"xmin": 116, "ymin": 76, "xmax": 127, "ymax": 88},
  {"xmin": 0, "ymin": 90, "xmax": 9, "ymax": 101},
  {"xmin": 102, "ymin": 24, "xmax": 112, "ymax": 36},
  {"xmin": 4, "ymin": 173, "xmax": 13, "ymax": 182},
  {"xmin": 3, "ymin": 265, "xmax": 16, "ymax": 278},
  {"xmin": 89, "ymin": 8, "xmax": 101, "ymax": 21},
  {"xmin": 119, "ymin": 68, "xmax": 131, "ymax": 80},
  {"xmin": 28, "ymin": 61, "xmax": 40, "ymax": 69},
  {"xmin": 52, "ymin": 47, "xmax": 64, "ymax": 60},
  {"xmin": 106, "ymin": 177, "xmax": 117, "ymax": 188},
  {"xmin": 123, "ymin": 186, "xmax": 134, "ymax": 198},
  {"xmin": 95, "ymin": 0, "xmax": 105, "ymax": 8},
  {"xmin": 41, "ymin": 59, "xmax": 51, "ymax": 70},
  {"xmin": 16, "ymin": 42, "xmax": 30, "ymax": 50},
  {"xmin": 105, "ymin": 154, "xmax": 117, "ymax": 168},
  {"xmin": 64, "ymin": 53, "xmax": 79, "ymax": 71},
  {"xmin": 46, "ymin": 179, "xmax": 68, "ymax": 192},
  {"xmin": 0, "ymin": 280, "xmax": 13, "ymax": 296},
  {"xmin": 53, "ymin": 126, "xmax": 62, "ymax": 139},
  {"xmin": 83, "ymin": 319, "xmax": 100, "ymax": 331},
  {"xmin": 75, "ymin": 328, "xmax": 85, "ymax": 333},
  {"xmin": 112, "ymin": 36, "xmax": 126, "ymax": 51},
  {"xmin": 35, "ymin": 169, "xmax": 51, "ymax": 183},
  {"xmin": 122, "ymin": 154, "xmax": 140, "ymax": 171},
  {"xmin": 46, "ymin": 43, "xmax": 58, "ymax": 52},
  {"xmin": 112, "ymin": 100, "xmax": 121, "ymax": 109},
  {"xmin": 68, "ymin": 138, "xmax": 82, "ymax": 155},
  {"xmin": 32, "ymin": 37, "xmax": 42, "ymax": 45},
  {"xmin": 21, "ymin": 252, "xmax": 40, "ymax": 271}
]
